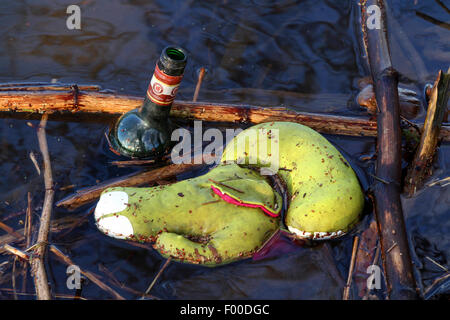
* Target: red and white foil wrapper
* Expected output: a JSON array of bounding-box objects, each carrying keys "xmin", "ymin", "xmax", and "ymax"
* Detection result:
[{"xmin": 146, "ymin": 64, "xmax": 183, "ymax": 106}]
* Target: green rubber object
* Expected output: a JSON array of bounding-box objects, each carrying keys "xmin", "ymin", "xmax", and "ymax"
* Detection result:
[{"xmin": 94, "ymin": 122, "xmax": 364, "ymax": 266}]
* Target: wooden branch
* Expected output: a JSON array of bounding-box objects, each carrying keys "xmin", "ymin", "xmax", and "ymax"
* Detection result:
[
  {"xmin": 404, "ymin": 69, "xmax": 450, "ymax": 195},
  {"xmin": 56, "ymin": 162, "xmax": 204, "ymax": 210},
  {"xmin": 30, "ymin": 114, "xmax": 54, "ymax": 300},
  {"xmin": 0, "ymin": 82, "xmax": 449, "ymax": 141},
  {"xmin": 361, "ymin": 0, "xmax": 417, "ymax": 300}
]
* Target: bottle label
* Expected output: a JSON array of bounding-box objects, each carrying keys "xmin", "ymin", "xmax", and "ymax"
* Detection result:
[{"xmin": 147, "ymin": 64, "xmax": 183, "ymax": 106}]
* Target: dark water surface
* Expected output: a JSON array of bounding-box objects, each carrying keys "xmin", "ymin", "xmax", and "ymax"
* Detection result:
[{"xmin": 0, "ymin": 0, "xmax": 449, "ymax": 299}]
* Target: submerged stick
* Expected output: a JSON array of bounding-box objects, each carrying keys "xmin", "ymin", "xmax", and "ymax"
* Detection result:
[
  {"xmin": 30, "ymin": 114, "xmax": 54, "ymax": 300},
  {"xmin": 1, "ymin": 83, "xmax": 449, "ymax": 141},
  {"xmin": 49, "ymin": 245, "xmax": 125, "ymax": 300},
  {"xmin": 142, "ymin": 257, "xmax": 172, "ymax": 298},
  {"xmin": 404, "ymin": 68, "xmax": 450, "ymax": 196},
  {"xmin": 361, "ymin": 0, "xmax": 417, "ymax": 299},
  {"xmin": 423, "ymin": 272, "xmax": 450, "ymax": 300}
]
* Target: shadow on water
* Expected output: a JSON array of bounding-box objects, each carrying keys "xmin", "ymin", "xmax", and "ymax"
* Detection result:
[{"xmin": 0, "ymin": 0, "xmax": 449, "ymax": 299}]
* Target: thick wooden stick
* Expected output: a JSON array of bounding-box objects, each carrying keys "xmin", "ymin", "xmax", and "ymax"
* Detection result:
[
  {"xmin": 30, "ymin": 114, "xmax": 54, "ymax": 300},
  {"xmin": 56, "ymin": 162, "xmax": 203, "ymax": 210},
  {"xmin": 0, "ymin": 83, "xmax": 449, "ymax": 141},
  {"xmin": 404, "ymin": 69, "xmax": 450, "ymax": 195},
  {"xmin": 361, "ymin": 0, "xmax": 417, "ymax": 299}
]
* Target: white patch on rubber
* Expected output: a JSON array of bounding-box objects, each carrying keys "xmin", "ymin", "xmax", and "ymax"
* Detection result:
[
  {"xmin": 287, "ymin": 226, "xmax": 345, "ymax": 240},
  {"xmin": 95, "ymin": 191, "xmax": 129, "ymax": 220},
  {"xmin": 96, "ymin": 215, "xmax": 134, "ymax": 240}
]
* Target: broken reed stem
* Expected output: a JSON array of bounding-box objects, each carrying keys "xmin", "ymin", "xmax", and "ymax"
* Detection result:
[
  {"xmin": 2, "ymin": 244, "xmax": 31, "ymax": 261},
  {"xmin": 361, "ymin": 0, "xmax": 417, "ymax": 299},
  {"xmin": 12, "ymin": 257, "xmax": 18, "ymax": 300},
  {"xmin": 404, "ymin": 68, "xmax": 450, "ymax": 196},
  {"xmin": 30, "ymin": 113, "xmax": 54, "ymax": 300},
  {"xmin": 22, "ymin": 193, "xmax": 31, "ymax": 292},
  {"xmin": 193, "ymin": 67, "xmax": 206, "ymax": 102},
  {"xmin": 343, "ymin": 236, "xmax": 360, "ymax": 300},
  {"xmin": 49, "ymin": 245, "xmax": 125, "ymax": 300},
  {"xmin": 0, "ymin": 221, "xmax": 25, "ymax": 241}
]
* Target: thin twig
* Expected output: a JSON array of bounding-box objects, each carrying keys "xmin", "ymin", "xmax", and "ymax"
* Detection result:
[
  {"xmin": 0, "ymin": 221, "xmax": 25, "ymax": 241},
  {"xmin": 49, "ymin": 245, "xmax": 125, "ymax": 300},
  {"xmin": 425, "ymin": 256, "xmax": 448, "ymax": 272},
  {"xmin": 22, "ymin": 193, "xmax": 31, "ymax": 293},
  {"xmin": 2, "ymin": 244, "xmax": 31, "ymax": 261},
  {"xmin": 193, "ymin": 67, "xmax": 206, "ymax": 102},
  {"xmin": 25, "ymin": 192, "xmax": 33, "ymax": 249},
  {"xmin": 0, "ymin": 287, "xmax": 88, "ymax": 300},
  {"xmin": 142, "ymin": 257, "xmax": 172, "ymax": 298},
  {"xmin": 423, "ymin": 272, "xmax": 450, "ymax": 299},
  {"xmin": 208, "ymin": 178, "xmax": 244, "ymax": 193},
  {"xmin": 30, "ymin": 113, "xmax": 54, "ymax": 300},
  {"xmin": 98, "ymin": 263, "xmax": 159, "ymax": 300},
  {"xmin": 109, "ymin": 159, "xmax": 157, "ymax": 167},
  {"xmin": 343, "ymin": 236, "xmax": 360, "ymax": 300},
  {"xmin": 363, "ymin": 244, "xmax": 382, "ymax": 300},
  {"xmin": 12, "ymin": 257, "xmax": 18, "ymax": 300},
  {"xmin": 426, "ymin": 176, "xmax": 450, "ymax": 187},
  {"xmin": 29, "ymin": 152, "xmax": 41, "ymax": 176}
]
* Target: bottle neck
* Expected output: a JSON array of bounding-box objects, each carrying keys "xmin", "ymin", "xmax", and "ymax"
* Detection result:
[
  {"xmin": 139, "ymin": 95, "xmax": 171, "ymax": 119},
  {"xmin": 139, "ymin": 62, "xmax": 183, "ymax": 120}
]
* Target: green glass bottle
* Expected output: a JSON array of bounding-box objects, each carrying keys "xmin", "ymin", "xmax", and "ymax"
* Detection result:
[{"xmin": 108, "ymin": 46, "xmax": 187, "ymax": 158}]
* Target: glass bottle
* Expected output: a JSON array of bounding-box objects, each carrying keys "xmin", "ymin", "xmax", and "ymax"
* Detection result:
[{"xmin": 108, "ymin": 46, "xmax": 187, "ymax": 158}]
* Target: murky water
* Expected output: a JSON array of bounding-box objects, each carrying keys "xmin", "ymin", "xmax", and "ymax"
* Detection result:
[{"xmin": 0, "ymin": 0, "xmax": 448, "ymax": 299}]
